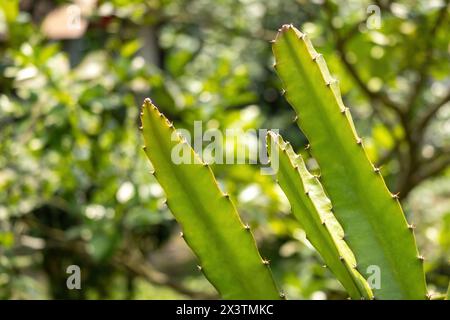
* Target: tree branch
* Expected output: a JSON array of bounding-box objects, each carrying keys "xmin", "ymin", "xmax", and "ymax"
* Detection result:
[
  {"xmin": 20, "ymin": 215, "xmax": 216, "ymax": 299},
  {"xmin": 417, "ymin": 90, "xmax": 450, "ymax": 132},
  {"xmin": 409, "ymin": 152, "xmax": 450, "ymax": 191},
  {"xmin": 404, "ymin": 1, "xmax": 449, "ymax": 114},
  {"xmin": 323, "ymin": 0, "xmax": 404, "ymax": 118},
  {"xmin": 113, "ymin": 250, "xmax": 217, "ymax": 299}
]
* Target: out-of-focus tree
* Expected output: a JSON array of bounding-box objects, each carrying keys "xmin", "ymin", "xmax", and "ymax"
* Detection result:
[{"xmin": 0, "ymin": 0, "xmax": 448, "ymax": 299}]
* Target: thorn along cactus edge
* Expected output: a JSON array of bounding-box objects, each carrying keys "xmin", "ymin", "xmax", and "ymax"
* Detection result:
[{"xmin": 140, "ymin": 25, "xmax": 431, "ymax": 300}]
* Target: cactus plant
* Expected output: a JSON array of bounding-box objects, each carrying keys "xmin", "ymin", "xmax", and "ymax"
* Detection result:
[
  {"xmin": 139, "ymin": 24, "xmax": 434, "ymax": 300},
  {"xmin": 267, "ymin": 131, "xmax": 373, "ymax": 300},
  {"xmin": 272, "ymin": 24, "xmax": 427, "ymax": 299},
  {"xmin": 140, "ymin": 98, "xmax": 281, "ymax": 299}
]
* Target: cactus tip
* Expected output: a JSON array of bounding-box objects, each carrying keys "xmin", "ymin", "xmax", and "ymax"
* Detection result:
[
  {"xmin": 280, "ymin": 24, "xmax": 292, "ymax": 32},
  {"xmin": 196, "ymin": 265, "xmax": 203, "ymax": 272},
  {"xmin": 262, "ymin": 259, "xmax": 270, "ymax": 265},
  {"xmin": 144, "ymin": 97, "xmax": 152, "ymax": 104}
]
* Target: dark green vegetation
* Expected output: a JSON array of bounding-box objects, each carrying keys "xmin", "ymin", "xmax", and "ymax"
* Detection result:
[{"xmin": 1, "ymin": 1, "xmax": 449, "ymax": 299}]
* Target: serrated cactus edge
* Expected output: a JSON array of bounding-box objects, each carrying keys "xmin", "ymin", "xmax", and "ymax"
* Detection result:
[{"xmin": 267, "ymin": 131, "xmax": 373, "ymax": 300}]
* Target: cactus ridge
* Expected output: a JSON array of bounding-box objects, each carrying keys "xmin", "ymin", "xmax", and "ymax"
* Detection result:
[
  {"xmin": 140, "ymin": 98, "xmax": 281, "ymax": 299},
  {"xmin": 268, "ymin": 131, "xmax": 373, "ymax": 300},
  {"xmin": 272, "ymin": 25, "xmax": 427, "ymax": 299}
]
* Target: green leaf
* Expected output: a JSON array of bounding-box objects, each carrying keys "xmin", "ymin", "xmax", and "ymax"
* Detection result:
[
  {"xmin": 267, "ymin": 131, "xmax": 373, "ymax": 300},
  {"xmin": 272, "ymin": 25, "xmax": 427, "ymax": 299},
  {"xmin": 0, "ymin": 0, "xmax": 19, "ymax": 23},
  {"xmin": 120, "ymin": 39, "xmax": 142, "ymax": 58},
  {"xmin": 140, "ymin": 98, "xmax": 281, "ymax": 299}
]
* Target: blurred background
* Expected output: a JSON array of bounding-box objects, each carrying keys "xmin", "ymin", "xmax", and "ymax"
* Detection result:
[{"xmin": 0, "ymin": 0, "xmax": 449, "ymax": 299}]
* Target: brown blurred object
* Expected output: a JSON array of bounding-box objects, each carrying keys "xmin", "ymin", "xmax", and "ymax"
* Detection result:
[
  {"xmin": 20, "ymin": 0, "xmax": 54, "ymax": 23},
  {"xmin": 40, "ymin": 0, "xmax": 97, "ymax": 39}
]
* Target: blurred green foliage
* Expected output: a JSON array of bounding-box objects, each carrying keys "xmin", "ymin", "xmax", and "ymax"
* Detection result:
[{"xmin": 0, "ymin": 0, "xmax": 448, "ymax": 299}]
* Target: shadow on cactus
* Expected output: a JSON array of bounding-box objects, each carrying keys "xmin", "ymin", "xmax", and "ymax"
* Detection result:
[{"xmin": 140, "ymin": 25, "xmax": 433, "ymax": 300}]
